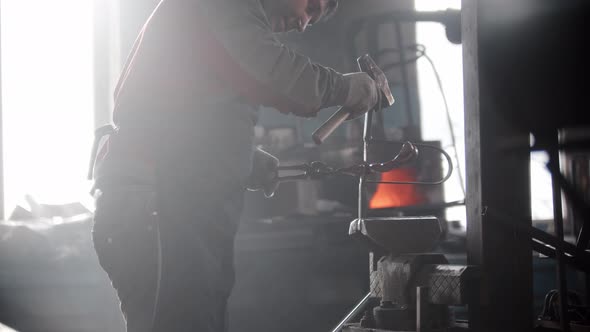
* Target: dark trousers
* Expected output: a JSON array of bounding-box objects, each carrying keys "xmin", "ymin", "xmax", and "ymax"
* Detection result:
[{"xmin": 92, "ymin": 182, "xmax": 243, "ymax": 332}]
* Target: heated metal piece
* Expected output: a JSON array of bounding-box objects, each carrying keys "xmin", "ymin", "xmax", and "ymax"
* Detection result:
[{"xmin": 246, "ymin": 141, "xmax": 444, "ymax": 198}]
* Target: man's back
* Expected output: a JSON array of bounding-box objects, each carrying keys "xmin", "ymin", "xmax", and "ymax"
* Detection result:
[{"xmin": 102, "ymin": 0, "xmax": 271, "ymax": 189}]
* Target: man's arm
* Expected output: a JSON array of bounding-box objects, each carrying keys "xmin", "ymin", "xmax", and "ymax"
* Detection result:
[{"xmin": 193, "ymin": 0, "xmax": 349, "ymax": 117}]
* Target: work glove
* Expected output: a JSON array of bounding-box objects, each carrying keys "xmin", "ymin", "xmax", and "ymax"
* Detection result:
[
  {"xmin": 342, "ymin": 72, "xmax": 379, "ymax": 120},
  {"xmin": 246, "ymin": 147, "xmax": 280, "ymax": 198}
]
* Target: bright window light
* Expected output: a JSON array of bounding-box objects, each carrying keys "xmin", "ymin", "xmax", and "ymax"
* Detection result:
[
  {"xmin": 1, "ymin": 0, "xmax": 95, "ymax": 217},
  {"xmin": 415, "ymin": 0, "xmax": 465, "ymax": 226}
]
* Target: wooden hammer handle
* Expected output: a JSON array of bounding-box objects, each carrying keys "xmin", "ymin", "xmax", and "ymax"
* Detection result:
[{"xmin": 311, "ymin": 106, "xmax": 350, "ymax": 145}]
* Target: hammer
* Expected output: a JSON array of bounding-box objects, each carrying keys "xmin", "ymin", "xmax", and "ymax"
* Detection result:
[{"xmin": 312, "ymin": 54, "xmax": 395, "ymax": 145}]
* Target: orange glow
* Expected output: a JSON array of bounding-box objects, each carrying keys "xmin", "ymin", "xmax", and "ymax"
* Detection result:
[{"xmin": 369, "ymin": 168, "xmax": 425, "ymax": 209}]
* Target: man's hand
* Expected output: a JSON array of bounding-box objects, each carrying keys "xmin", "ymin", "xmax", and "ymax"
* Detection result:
[
  {"xmin": 246, "ymin": 147, "xmax": 280, "ymax": 198},
  {"xmin": 342, "ymin": 72, "xmax": 379, "ymax": 120}
]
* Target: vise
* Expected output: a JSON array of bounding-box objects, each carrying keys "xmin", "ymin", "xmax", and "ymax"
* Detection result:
[{"xmin": 339, "ymin": 216, "xmax": 478, "ymax": 332}]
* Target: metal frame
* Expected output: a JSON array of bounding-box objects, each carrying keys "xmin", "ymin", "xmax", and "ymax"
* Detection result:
[{"xmin": 462, "ymin": 1, "xmax": 534, "ymax": 331}]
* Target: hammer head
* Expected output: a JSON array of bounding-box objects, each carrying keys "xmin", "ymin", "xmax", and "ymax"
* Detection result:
[{"xmin": 357, "ymin": 54, "xmax": 395, "ymax": 107}]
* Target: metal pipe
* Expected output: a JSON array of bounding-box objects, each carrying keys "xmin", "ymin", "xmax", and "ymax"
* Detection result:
[
  {"xmin": 542, "ymin": 153, "xmax": 590, "ymax": 251},
  {"xmin": 358, "ymin": 109, "xmax": 373, "ymax": 220},
  {"xmin": 531, "ymin": 240, "xmax": 590, "ymax": 273},
  {"xmin": 548, "ymin": 143, "xmax": 570, "ymax": 332},
  {"xmin": 489, "ymin": 210, "xmax": 590, "ymax": 266},
  {"xmin": 330, "ymin": 293, "xmax": 373, "ymax": 332}
]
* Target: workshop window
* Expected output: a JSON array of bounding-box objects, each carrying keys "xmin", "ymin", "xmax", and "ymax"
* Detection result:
[
  {"xmin": 1, "ymin": 0, "xmax": 95, "ymax": 217},
  {"xmin": 415, "ymin": 0, "xmax": 465, "ymax": 226}
]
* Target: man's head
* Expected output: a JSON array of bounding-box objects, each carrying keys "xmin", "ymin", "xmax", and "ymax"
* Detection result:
[{"xmin": 261, "ymin": 0, "xmax": 339, "ymax": 33}]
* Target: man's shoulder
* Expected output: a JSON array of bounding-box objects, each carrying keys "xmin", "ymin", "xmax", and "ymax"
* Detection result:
[{"xmin": 216, "ymin": 0, "xmax": 270, "ymax": 29}]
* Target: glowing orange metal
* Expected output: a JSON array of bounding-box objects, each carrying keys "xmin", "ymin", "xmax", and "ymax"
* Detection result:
[{"xmin": 369, "ymin": 168, "xmax": 425, "ymax": 209}]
